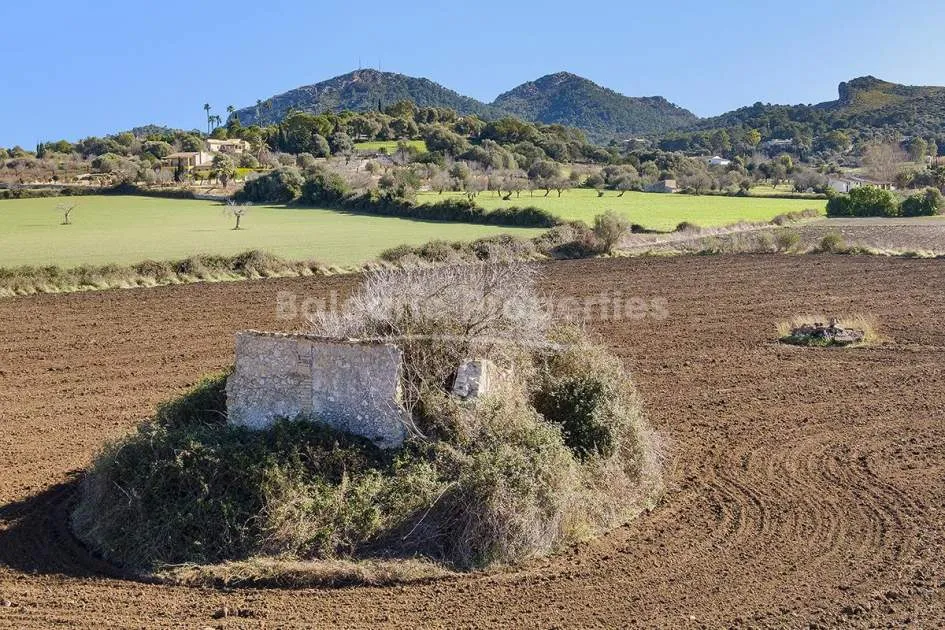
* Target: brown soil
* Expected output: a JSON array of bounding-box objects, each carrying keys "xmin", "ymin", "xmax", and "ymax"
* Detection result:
[
  {"xmin": 796, "ymin": 218, "xmax": 945, "ymax": 253},
  {"xmin": 0, "ymin": 255, "xmax": 943, "ymax": 628}
]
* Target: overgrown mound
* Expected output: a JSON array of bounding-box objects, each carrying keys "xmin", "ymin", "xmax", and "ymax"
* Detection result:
[{"xmin": 73, "ymin": 264, "xmax": 662, "ymax": 577}]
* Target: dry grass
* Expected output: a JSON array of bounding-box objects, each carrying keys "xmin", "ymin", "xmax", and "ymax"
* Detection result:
[
  {"xmin": 776, "ymin": 313, "xmax": 884, "ymax": 347},
  {"xmin": 0, "ymin": 250, "xmax": 328, "ymax": 297},
  {"xmin": 157, "ymin": 557, "xmax": 453, "ymax": 588}
]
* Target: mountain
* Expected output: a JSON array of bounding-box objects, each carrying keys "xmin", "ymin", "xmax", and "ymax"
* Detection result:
[
  {"xmin": 681, "ymin": 76, "xmax": 945, "ymax": 145},
  {"xmin": 831, "ymin": 75, "xmax": 945, "ymax": 113},
  {"xmin": 234, "ymin": 70, "xmax": 498, "ymax": 126},
  {"xmin": 234, "ymin": 69, "xmax": 698, "ymax": 143},
  {"xmin": 492, "ymin": 72, "xmax": 698, "ymax": 142},
  {"xmin": 235, "ymin": 70, "xmax": 945, "ymax": 149}
]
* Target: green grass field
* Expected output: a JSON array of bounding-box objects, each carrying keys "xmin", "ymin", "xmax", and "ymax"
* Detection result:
[
  {"xmin": 418, "ymin": 189, "xmax": 826, "ymax": 231},
  {"xmin": 0, "ymin": 196, "xmax": 541, "ymax": 268},
  {"xmin": 354, "ymin": 139, "xmax": 427, "ymax": 153}
]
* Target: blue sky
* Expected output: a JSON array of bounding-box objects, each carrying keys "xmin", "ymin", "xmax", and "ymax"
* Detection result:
[{"xmin": 2, "ymin": 0, "xmax": 944, "ymax": 147}]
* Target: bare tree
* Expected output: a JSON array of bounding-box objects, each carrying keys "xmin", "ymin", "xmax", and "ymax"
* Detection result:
[
  {"xmin": 57, "ymin": 202, "xmax": 78, "ymax": 225},
  {"xmin": 863, "ymin": 142, "xmax": 906, "ymax": 183},
  {"xmin": 225, "ymin": 200, "xmax": 251, "ymax": 230}
]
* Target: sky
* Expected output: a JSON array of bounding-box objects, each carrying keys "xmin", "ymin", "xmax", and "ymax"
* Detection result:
[{"xmin": 2, "ymin": 0, "xmax": 945, "ymax": 148}]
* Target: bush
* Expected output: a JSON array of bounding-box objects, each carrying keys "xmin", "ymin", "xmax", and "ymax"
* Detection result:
[
  {"xmin": 378, "ymin": 235, "xmax": 537, "ymax": 265},
  {"xmin": 300, "ymin": 168, "xmax": 351, "ymax": 205},
  {"xmin": 154, "ymin": 371, "xmax": 230, "ymax": 430},
  {"xmin": 378, "ymin": 243, "xmax": 418, "ymax": 264},
  {"xmin": 335, "ymin": 191, "xmax": 559, "ymax": 229},
  {"xmin": 825, "ymin": 193, "xmax": 853, "ymax": 217},
  {"xmin": 900, "ymin": 187, "xmax": 944, "ymax": 217},
  {"xmin": 530, "ymin": 337, "xmax": 648, "ymax": 485},
  {"xmin": 544, "ymin": 224, "xmax": 605, "ymax": 259},
  {"xmin": 817, "ymin": 232, "xmax": 848, "ymax": 253},
  {"xmin": 774, "ymin": 229, "xmax": 801, "ymax": 252},
  {"xmin": 238, "ymin": 154, "xmax": 260, "ymax": 169},
  {"xmin": 771, "ymin": 208, "xmax": 821, "ymax": 225},
  {"xmin": 73, "ymin": 414, "xmax": 439, "ymax": 568},
  {"xmin": 235, "ymin": 166, "xmax": 304, "ymax": 203},
  {"xmin": 592, "ymin": 210, "xmax": 630, "ymax": 253},
  {"xmin": 827, "ymin": 186, "xmax": 900, "ymax": 217},
  {"xmin": 674, "ymin": 221, "xmax": 701, "ymax": 233}
]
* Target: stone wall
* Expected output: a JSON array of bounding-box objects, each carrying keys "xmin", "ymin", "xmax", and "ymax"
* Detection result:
[{"xmin": 225, "ymin": 331, "xmax": 409, "ymax": 448}]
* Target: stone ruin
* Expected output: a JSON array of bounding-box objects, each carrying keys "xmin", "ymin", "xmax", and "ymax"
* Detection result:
[
  {"xmin": 451, "ymin": 359, "xmax": 497, "ymax": 399},
  {"xmin": 225, "ymin": 331, "xmax": 501, "ymax": 448},
  {"xmin": 784, "ymin": 318, "xmax": 865, "ymax": 346}
]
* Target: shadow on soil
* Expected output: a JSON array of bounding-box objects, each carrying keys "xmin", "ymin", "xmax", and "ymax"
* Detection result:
[{"xmin": 0, "ymin": 473, "xmax": 130, "ymax": 580}]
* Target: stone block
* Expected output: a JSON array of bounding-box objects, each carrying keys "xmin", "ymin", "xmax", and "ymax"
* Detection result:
[
  {"xmin": 226, "ymin": 331, "xmax": 409, "ymax": 448},
  {"xmin": 452, "ymin": 359, "xmax": 497, "ymax": 399}
]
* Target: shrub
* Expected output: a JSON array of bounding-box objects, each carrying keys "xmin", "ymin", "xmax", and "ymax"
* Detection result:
[
  {"xmin": 235, "ymin": 166, "xmax": 304, "ymax": 203},
  {"xmin": 534, "ymin": 336, "xmax": 643, "ymax": 460},
  {"xmin": 470, "ymin": 234, "xmax": 537, "ymax": 261},
  {"xmin": 774, "ymin": 229, "xmax": 801, "ymax": 252},
  {"xmin": 378, "ymin": 243, "xmax": 418, "ymax": 264},
  {"xmin": 312, "ymin": 264, "xmax": 550, "ymax": 421},
  {"xmin": 592, "ymin": 210, "xmax": 630, "ymax": 253},
  {"xmin": 238, "ymin": 154, "xmax": 260, "ymax": 169},
  {"xmin": 827, "ymin": 186, "xmax": 900, "ymax": 217},
  {"xmin": 337, "ymin": 192, "xmax": 559, "ymax": 229},
  {"xmin": 900, "ymin": 187, "xmax": 944, "ymax": 217},
  {"xmin": 546, "ymin": 232, "xmax": 605, "ymax": 259},
  {"xmin": 73, "ymin": 415, "xmax": 439, "ymax": 568},
  {"xmin": 674, "ymin": 221, "xmax": 701, "ymax": 233},
  {"xmin": 771, "ymin": 208, "xmax": 821, "ymax": 225},
  {"xmin": 132, "ymin": 259, "xmax": 174, "ymax": 283},
  {"xmin": 230, "ymin": 250, "xmax": 290, "ymax": 277},
  {"xmin": 825, "ymin": 193, "xmax": 853, "ymax": 217},
  {"xmin": 154, "ymin": 371, "xmax": 230, "ymax": 430},
  {"xmin": 300, "ymin": 168, "xmax": 351, "ymax": 206},
  {"xmin": 817, "ymin": 232, "xmax": 848, "ymax": 253},
  {"xmin": 755, "ymin": 231, "xmax": 777, "ymax": 253},
  {"xmin": 416, "ymin": 239, "xmax": 457, "ymax": 263}
]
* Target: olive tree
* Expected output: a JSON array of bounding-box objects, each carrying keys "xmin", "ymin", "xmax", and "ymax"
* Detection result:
[{"xmin": 225, "ymin": 200, "xmax": 251, "ymax": 230}]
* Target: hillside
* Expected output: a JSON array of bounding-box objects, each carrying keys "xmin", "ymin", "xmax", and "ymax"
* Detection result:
[
  {"xmin": 233, "ymin": 70, "xmax": 498, "ymax": 126},
  {"xmin": 679, "ymin": 76, "xmax": 945, "ymax": 147},
  {"xmin": 493, "ymin": 72, "xmax": 697, "ymax": 142},
  {"xmin": 234, "ymin": 72, "xmax": 945, "ymax": 150},
  {"xmin": 234, "ymin": 69, "xmax": 698, "ymax": 142}
]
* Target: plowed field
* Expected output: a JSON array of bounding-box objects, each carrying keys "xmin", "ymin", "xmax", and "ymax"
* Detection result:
[{"xmin": 1, "ymin": 255, "xmax": 943, "ymax": 628}]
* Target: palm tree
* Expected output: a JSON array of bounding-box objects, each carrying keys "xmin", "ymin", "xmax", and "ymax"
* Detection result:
[
  {"xmin": 255, "ymin": 99, "xmax": 262, "ymax": 121},
  {"xmin": 203, "ymin": 103, "xmax": 212, "ymax": 134},
  {"xmin": 226, "ymin": 105, "xmax": 236, "ymax": 124}
]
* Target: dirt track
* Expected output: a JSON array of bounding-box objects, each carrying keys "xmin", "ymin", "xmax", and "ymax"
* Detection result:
[{"xmin": 0, "ymin": 255, "xmax": 943, "ymax": 628}]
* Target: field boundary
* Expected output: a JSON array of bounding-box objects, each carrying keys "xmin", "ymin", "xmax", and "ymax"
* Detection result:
[{"xmin": 3, "ymin": 215, "xmax": 940, "ymax": 298}]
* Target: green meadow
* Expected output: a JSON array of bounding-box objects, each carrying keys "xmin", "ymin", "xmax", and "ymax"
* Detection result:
[
  {"xmin": 418, "ymin": 189, "xmax": 826, "ymax": 231},
  {"xmin": 0, "ymin": 196, "xmax": 541, "ymax": 268}
]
